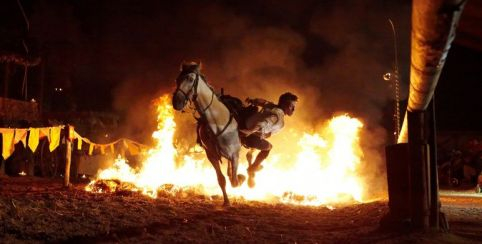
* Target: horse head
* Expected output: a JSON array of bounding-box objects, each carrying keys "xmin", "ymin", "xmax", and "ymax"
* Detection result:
[{"xmin": 172, "ymin": 61, "xmax": 203, "ymax": 111}]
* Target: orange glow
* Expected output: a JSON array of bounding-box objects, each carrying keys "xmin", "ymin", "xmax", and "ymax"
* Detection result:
[{"xmin": 86, "ymin": 94, "xmax": 365, "ymax": 206}]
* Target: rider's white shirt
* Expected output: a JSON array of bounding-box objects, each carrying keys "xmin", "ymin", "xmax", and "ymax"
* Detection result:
[{"xmin": 245, "ymin": 106, "xmax": 285, "ymax": 138}]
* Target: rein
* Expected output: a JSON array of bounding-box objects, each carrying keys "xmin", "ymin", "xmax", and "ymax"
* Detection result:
[
  {"xmin": 175, "ymin": 72, "xmax": 214, "ymax": 115},
  {"xmin": 175, "ymin": 72, "xmax": 232, "ymax": 137}
]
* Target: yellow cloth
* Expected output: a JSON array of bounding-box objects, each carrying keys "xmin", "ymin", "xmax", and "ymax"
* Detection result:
[
  {"xmin": 100, "ymin": 145, "xmax": 105, "ymax": 155},
  {"xmin": 88, "ymin": 143, "xmax": 94, "ymax": 155},
  {"xmin": 1, "ymin": 129, "xmax": 15, "ymax": 159},
  {"xmin": 77, "ymin": 138, "xmax": 83, "ymax": 150},
  {"xmin": 74, "ymin": 132, "xmax": 83, "ymax": 150},
  {"xmin": 14, "ymin": 129, "xmax": 28, "ymax": 147},
  {"xmin": 49, "ymin": 126, "xmax": 61, "ymax": 152},
  {"xmin": 110, "ymin": 144, "xmax": 115, "ymax": 154},
  {"xmin": 127, "ymin": 141, "xmax": 139, "ymax": 156},
  {"xmin": 28, "ymin": 128, "xmax": 40, "ymax": 153}
]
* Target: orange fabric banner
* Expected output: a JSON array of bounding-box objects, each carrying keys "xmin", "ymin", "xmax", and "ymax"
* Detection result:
[
  {"xmin": 127, "ymin": 141, "xmax": 139, "ymax": 156},
  {"xmin": 39, "ymin": 127, "xmax": 50, "ymax": 140},
  {"xmin": 14, "ymin": 129, "xmax": 28, "ymax": 147}
]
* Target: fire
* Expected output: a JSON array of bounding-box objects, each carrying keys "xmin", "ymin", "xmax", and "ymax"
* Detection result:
[{"xmin": 86, "ymin": 94, "xmax": 366, "ymax": 206}]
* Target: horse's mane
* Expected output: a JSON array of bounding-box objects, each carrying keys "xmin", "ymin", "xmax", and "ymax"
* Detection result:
[{"xmin": 180, "ymin": 62, "xmax": 200, "ymax": 74}]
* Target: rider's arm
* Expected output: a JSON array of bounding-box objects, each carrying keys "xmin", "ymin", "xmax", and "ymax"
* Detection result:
[
  {"xmin": 240, "ymin": 114, "xmax": 278, "ymax": 136},
  {"xmin": 239, "ymin": 125, "xmax": 261, "ymax": 136},
  {"xmin": 246, "ymin": 98, "xmax": 271, "ymax": 107}
]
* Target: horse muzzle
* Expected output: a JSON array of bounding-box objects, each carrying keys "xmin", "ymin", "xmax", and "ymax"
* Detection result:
[{"xmin": 172, "ymin": 90, "xmax": 187, "ymax": 111}]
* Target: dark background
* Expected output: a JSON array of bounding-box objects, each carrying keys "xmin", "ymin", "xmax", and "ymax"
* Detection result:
[{"xmin": 0, "ymin": 0, "xmax": 481, "ymax": 138}]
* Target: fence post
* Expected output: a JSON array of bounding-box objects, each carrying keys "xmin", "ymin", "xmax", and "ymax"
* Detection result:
[{"xmin": 64, "ymin": 125, "xmax": 73, "ymax": 187}]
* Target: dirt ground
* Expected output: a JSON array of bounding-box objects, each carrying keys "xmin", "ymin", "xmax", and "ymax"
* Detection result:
[{"xmin": 0, "ymin": 176, "xmax": 481, "ymax": 243}]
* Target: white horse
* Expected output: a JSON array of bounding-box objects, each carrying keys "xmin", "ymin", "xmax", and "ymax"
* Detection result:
[{"xmin": 172, "ymin": 62, "xmax": 245, "ymax": 206}]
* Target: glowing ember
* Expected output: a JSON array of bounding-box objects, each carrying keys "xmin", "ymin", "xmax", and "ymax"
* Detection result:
[{"xmin": 86, "ymin": 94, "xmax": 366, "ymax": 206}]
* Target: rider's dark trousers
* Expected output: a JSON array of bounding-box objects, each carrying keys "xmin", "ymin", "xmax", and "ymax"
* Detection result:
[{"xmin": 241, "ymin": 134, "xmax": 271, "ymax": 170}]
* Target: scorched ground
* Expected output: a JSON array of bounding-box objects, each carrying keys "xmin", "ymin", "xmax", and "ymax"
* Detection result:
[{"xmin": 1, "ymin": 177, "xmax": 481, "ymax": 243}]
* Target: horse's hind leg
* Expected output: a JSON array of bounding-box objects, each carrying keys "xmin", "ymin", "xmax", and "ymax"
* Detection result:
[{"xmin": 229, "ymin": 153, "xmax": 245, "ymax": 188}]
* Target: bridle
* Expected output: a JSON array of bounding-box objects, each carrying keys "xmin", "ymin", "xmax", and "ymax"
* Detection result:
[
  {"xmin": 173, "ymin": 70, "xmax": 234, "ymax": 138},
  {"xmin": 174, "ymin": 71, "xmax": 214, "ymax": 115}
]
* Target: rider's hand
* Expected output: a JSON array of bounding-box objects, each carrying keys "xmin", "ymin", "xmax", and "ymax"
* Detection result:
[
  {"xmin": 239, "ymin": 129, "xmax": 253, "ymax": 136},
  {"xmin": 245, "ymin": 98, "xmax": 253, "ymax": 104}
]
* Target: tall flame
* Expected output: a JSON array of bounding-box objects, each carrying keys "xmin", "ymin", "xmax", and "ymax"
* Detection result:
[{"xmin": 86, "ymin": 94, "xmax": 365, "ymax": 206}]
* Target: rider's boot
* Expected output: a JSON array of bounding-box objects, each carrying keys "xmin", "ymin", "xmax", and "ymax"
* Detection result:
[
  {"xmin": 247, "ymin": 150, "xmax": 269, "ymax": 188},
  {"xmin": 247, "ymin": 163, "xmax": 265, "ymax": 188},
  {"xmin": 247, "ymin": 168, "xmax": 256, "ymax": 188}
]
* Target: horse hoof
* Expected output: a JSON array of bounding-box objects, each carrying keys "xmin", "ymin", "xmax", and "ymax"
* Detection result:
[{"xmin": 236, "ymin": 174, "xmax": 246, "ymax": 187}]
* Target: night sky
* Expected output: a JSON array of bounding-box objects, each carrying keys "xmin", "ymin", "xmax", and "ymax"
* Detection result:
[{"xmin": 1, "ymin": 0, "xmax": 481, "ymax": 137}]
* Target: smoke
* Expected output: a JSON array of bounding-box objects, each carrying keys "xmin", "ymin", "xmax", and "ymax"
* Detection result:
[
  {"xmin": 104, "ymin": 0, "xmax": 411, "ymax": 200},
  {"xmin": 28, "ymin": 0, "xmax": 412, "ymax": 199}
]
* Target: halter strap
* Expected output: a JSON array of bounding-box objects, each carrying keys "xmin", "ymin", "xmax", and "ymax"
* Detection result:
[
  {"xmin": 215, "ymin": 113, "xmax": 234, "ymax": 137},
  {"xmin": 195, "ymin": 85, "xmax": 215, "ymax": 115},
  {"xmin": 176, "ymin": 71, "xmax": 232, "ymax": 137}
]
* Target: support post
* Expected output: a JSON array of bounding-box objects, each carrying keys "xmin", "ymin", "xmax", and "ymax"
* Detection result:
[
  {"xmin": 408, "ymin": 111, "xmax": 431, "ymax": 230},
  {"xmin": 381, "ymin": 143, "xmax": 411, "ymax": 229},
  {"xmin": 0, "ymin": 159, "xmax": 5, "ymax": 175},
  {"xmin": 428, "ymin": 97, "xmax": 439, "ymax": 229},
  {"xmin": 64, "ymin": 125, "xmax": 73, "ymax": 187}
]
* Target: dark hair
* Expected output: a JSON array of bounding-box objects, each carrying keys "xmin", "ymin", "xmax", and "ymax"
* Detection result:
[{"xmin": 278, "ymin": 92, "xmax": 298, "ymax": 107}]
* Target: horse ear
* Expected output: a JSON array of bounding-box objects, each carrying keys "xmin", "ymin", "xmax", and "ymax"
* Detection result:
[{"xmin": 180, "ymin": 61, "xmax": 186, "ymax": 71}]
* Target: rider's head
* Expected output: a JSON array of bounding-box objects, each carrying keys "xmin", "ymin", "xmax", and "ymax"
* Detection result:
[{"xmin": 278, "ymin": 92, "xmax": 298, "ymax": 116}]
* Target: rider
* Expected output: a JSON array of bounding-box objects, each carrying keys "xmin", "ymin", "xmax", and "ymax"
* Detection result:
[{"xmin": 240, "ymin": 92, "xmax": 298, "ymax": 188}]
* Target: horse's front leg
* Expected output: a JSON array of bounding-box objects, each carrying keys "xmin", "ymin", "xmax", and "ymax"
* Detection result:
[{"xmin": 208, "ymin": 156, "xmax": 229, "ymax": 206}]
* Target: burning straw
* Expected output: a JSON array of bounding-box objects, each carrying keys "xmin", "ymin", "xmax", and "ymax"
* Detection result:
[{"xmin": 87, "ymin": 94, "xmax": 366, "ymax": 206}]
